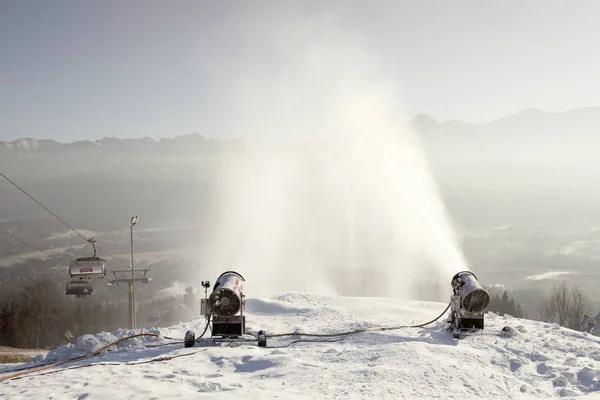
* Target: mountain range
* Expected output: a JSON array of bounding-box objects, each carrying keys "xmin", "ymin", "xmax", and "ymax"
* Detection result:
[
  {"xmin": 0, "ymin": 133, "xmax": 230, "ymax": 158},
  {"xmin": 2, "ymin": 106, "xmax": 600, "ymax": 236},
  {"xmin": 2, "ymin": 107, "xmax": 600, "ymax": 157},
  {"xmin": 413, "ymin": 106, "xmax": 600, "ymax": 136}
]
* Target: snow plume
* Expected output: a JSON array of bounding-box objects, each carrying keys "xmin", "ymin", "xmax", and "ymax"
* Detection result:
[{"xmin": 201, "ymin": 11, "xmax": 466, "ymax": 302}]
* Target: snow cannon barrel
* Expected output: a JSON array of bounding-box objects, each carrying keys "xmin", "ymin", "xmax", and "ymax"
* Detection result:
[
  {"xmin": 209, "ymin": 271, "xmax": 245, "ymax": 317},
  {"xmin": 450, "ymin": 271, "xmax": 490, "ymax": 313}
]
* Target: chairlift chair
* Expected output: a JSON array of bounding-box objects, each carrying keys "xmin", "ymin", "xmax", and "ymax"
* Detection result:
[
  {"xmin": 65, "ymin": 238, "xmax": 106, "ymax": 298},
  {"xmin": 65, "ymin": 281, "xmax": 93, "ymax": 298}
]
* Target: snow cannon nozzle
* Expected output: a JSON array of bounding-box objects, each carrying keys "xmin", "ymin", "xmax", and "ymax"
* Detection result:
[{"xmin": 450, "ymin": 271, "xmax": 490, "ymax": 313}]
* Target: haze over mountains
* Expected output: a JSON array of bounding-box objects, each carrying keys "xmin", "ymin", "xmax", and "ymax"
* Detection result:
[
  {"xmin": 3, "ymin": 106, "xmax": 598, "ymax": 229},
  {"xmin": 2, "ymin": 106, "xmax": 600, "ymax": 302},
  {"xmin": 3, "ymin": 106, "xmax": 600, "ymax": 157},
  {"xmin": 0, "ymin": 133, "xmax": 226, "ymax": 157}
]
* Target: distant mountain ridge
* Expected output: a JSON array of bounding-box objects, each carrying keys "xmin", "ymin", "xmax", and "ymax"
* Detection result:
[
  {"xmin": 2, "ymin": 106, "xmax": 600, "ymax": 157},
  {"xmin": 412, "ymin": 106, "xmax": 600, "ymax": 138},
  {"xmin": 0, "ymin": 133, "xmax": 231, "ymax": 158}
]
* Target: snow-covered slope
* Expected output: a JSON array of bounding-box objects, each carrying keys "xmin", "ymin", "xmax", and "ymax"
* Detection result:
[{"xmin": 1, "ymin": 293, "xmax": 600, "ymax": 399}]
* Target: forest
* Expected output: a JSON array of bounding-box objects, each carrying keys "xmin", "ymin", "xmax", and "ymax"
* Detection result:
[{"xmin": 0, "ymin": 279, "xmax": 196, "ymax": 349}]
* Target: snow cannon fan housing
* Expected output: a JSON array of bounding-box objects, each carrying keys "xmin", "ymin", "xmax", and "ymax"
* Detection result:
[
  {"xmin": 209, "ymin": 271, "xmax": 244, "ymax": 317},
  {"xmin": 202, "ymin": 271, "xmax": 246, "ymax": 338},
  {"xmin": 451, "ymin": 271, "xmax": 490, "ymax": 313},
  {"xmin": 449, "ymin": 271, "xmax": 490, "ymax": 334}
]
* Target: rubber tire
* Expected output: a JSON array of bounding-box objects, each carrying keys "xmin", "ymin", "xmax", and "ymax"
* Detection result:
[
  {"xmin": 257, "ymin": 330, "xmax": 267, "ymax": 348},
  {"xmin": 500, "ymin": 326, "xmax": 515, "ymax": 338},
  {"xmin": 184, "ymin": 330, "xmax": 196, "ymax": 348}
]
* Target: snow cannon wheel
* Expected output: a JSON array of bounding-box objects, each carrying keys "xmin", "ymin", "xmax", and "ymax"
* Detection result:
[
  {"xmin": 184, "ymin": 330, "xmax": 196, "ymax": 348},
  {"xmin": 257, "ymin": 330, "xmax": 267, "ymax": 348},
  {"xmin": 500, "ymin": 326, "xmax": 515, "ymax": 338}
]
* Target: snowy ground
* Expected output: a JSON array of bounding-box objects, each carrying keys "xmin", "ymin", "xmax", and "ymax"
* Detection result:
[
  {"xmin": 559, "ymin": 240, "xmax": 600, "ymax": 259},
  {"xmin": 526, "ymin": 271, "xmax": 574, "ymax": 281},
  {"xmin": 1, "ymin": 292, "xmax": 600, "ymax": 399},
  {"xmin": 460, "ymin": 225, "xmax": 513, "ymax": 238},
  {"xmin": 47, "ymin": 230, "xmax": 98, "ymax": 241},
  {"xmin": 0, "ymin": 244, "xmax": 86, "ymax": 267}
]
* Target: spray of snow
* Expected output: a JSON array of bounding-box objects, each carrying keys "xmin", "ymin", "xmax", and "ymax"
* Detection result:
[
  {"xmin": 151, "ymin": 281, "xmax": 189, "ymax": 300},
  {"xmin": 201, "ymin": 14, "xmax": 466, "ymax": 301}
]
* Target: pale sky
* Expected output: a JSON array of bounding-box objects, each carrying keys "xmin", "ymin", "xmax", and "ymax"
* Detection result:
[{"xmin": 1, "ymin": 0, "xmax": 599, "ymax": 142}]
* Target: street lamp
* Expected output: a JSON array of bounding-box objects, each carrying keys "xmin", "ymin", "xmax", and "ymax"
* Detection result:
[{"xmin": 130, "ymin": 215, "xmax": 139, "ymax": 329}]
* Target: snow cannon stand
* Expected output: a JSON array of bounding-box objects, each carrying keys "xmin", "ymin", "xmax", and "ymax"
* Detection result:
[
  {"xmin": 183, "ymin": 271, "xmax": 267, "ymax": 348},
  {"xmin": 447, "ymin": 271, "xmax": 492, "ymax": 338}
]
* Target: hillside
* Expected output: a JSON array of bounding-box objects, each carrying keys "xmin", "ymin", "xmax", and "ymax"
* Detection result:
[{"xmin": 1, "ymin": 293, "xmax": 599, "ymax": 399}]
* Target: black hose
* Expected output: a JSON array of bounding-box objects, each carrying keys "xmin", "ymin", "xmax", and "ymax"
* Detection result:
[
  {"xmin": 5, "ymin": 350, "xmax": 205, "ymax": 381},
  {"xmin": 198, "ymin": 314, "xmax": 212, "ymax": 338},
  {"xmin": 267, "ymin": 335, "xmax": 349, "ymax": 349},
  {"xmin": 257, "ymin": 302, "xmax": 451, "ymax": 339}
]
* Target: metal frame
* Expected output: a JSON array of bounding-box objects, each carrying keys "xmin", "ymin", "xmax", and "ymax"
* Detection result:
[{"xmin": 108, "ymin": 268, "xmax": 152, "ymax": 329}]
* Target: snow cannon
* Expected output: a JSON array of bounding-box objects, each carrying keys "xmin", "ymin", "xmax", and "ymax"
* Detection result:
[
  {"xmin": 184, "ymin": 271, "xmax": 266, "ymax": 348},
  {"xmin": 448, "ymin": 271, "xmax": 491, "ymax": 338}
]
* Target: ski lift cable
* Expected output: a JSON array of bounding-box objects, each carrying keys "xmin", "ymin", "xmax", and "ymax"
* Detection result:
[
  {"xmin": 0, "ymin": 172, "xmax": 127, "ymax": 267},
  {"xmin": 0, "ymin": 230, "xmax": 61, "ymax": 261}
]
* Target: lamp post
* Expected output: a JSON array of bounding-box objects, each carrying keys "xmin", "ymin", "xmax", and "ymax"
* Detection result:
[{"xmin": 130, "ymin": 215, "xmax": 139, "ymax": 329}]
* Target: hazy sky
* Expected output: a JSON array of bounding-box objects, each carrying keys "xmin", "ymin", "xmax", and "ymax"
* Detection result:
[{"xmin": 1, "ymin": 0, "xmax": 599, "ymax": 142}]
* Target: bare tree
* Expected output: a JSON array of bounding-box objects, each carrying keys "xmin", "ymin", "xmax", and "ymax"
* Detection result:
[
  {"xmin": 0, "ymin": 288, "xmax": 26, "ymax": 347},
  {"xmin": 539, "ymin": 281, "xmax": 592, "ymax": 331},
  {"xmin": 21, "ymin": 280, "xmax": 61, "ymax": 348}
]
